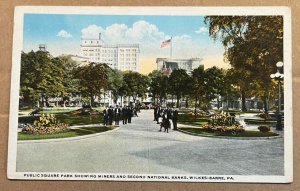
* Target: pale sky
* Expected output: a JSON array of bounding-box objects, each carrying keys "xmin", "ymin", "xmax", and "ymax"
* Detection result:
[{"xmin": 23, "ymin": 14, "xmax": 229, "ymax": 74}]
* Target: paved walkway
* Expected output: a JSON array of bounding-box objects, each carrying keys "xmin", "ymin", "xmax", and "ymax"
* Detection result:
[{"xmin": 17, "ymin": 110, "xmax": 284, "ymax": 175}]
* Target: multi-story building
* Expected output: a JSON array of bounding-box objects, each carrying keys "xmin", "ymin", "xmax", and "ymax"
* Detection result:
[
  {"xmin": 80, "ymin": 34, "xmax": 140, "ymax": 72},
  {"xmin": 156, "ymin": 58, "xmax": 203, "ymax": 75}
]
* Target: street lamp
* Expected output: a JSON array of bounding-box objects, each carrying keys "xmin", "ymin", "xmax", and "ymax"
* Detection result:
[{"xmin": 270, "ymin": 61, "xmax": 284, "ymax": 130}]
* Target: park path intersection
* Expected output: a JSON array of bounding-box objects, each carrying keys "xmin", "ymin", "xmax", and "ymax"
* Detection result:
[{"xmin": 17, "ymin": 110, "xmax": 284, "ymax": 175}]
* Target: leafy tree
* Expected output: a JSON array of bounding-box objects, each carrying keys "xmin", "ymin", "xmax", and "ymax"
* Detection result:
[
  {"xmin": 122, "ymin": 71, "xmax": 150, "ymax": 104},
  {"xmin": 205, "ymin": 16, "xmax": 283, "ymax": 112},
  {"xmin": 20, "ymin": 51, "xmax": 65, "ymax": 108},
  {"xmin": 73, "ymin": 63, "xmax": 109, "ymax": 106},
  {"xmin": 190, "ymin": 66, "xmax": 206, "ymax": 116},
  {"xmin": 168, "ymin": 69, "xmax": 190, "ymax": 108},
  {"xmin": 107, "ymin": 69, "xmax": 124, "ymax": 104},
  {"xmin": 148, "ymin": 70, "xmax": 169, "ymax": 105},
  {"xmin": 204, "ymin": 66, "xmax": 226, "ymax": 109},
  {"xmin": 57, "ymin": 55, "xmax": 80, "ymax": 106}
]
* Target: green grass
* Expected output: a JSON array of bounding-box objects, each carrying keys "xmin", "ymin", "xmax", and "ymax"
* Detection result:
[
  {"xmin": 244, "ymin": 119, "xmax": 277, "ymax": 125},
  {"xmin": 18, "ymin": 126, "xmax": 115, "ymax": 140},
  {"xmin": 40, "ymin": 108, "xmax": 78, "ymax": 114},
  {"xmin": 180, "ymin": 121, "xmax": 208, "ymax": 126},
  {"xmin": 18, "ymin": 113, "xmax": 104, "ymax": 126},
  {"xmin": 178, "ymin": 114, "xmax": 210, "ymax": 122},
  {"xmin": 54, "ymin": 113, "xmax": 103, "ymax": 126},
  {"xmin": 19, "ymin": 109, "xmax": 34, "ymax": 112},
  {"xmin": 179, "ymin": 127, "xmax": 278, "ymax": 137}
]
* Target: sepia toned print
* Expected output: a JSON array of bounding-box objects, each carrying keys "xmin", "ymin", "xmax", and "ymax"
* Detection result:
[{"xmin": 7, "ymin": 6, "xmax": 292, "ymax": 182}]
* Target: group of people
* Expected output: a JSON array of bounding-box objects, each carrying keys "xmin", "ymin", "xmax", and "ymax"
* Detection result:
[
  {"xmin": 103, "ymin": 105, "xmax": 138, "ymax": 126},
  {"xmin": 154, "ymin": 106, "xmax": 178, "ymax": 133}
]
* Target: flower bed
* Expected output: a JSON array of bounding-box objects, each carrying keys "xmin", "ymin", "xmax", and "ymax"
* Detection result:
[
  {"xmin": 22, "ymin": 114, "xmax": 68, "ymax": 135},
  {"xmin": 202, "ymin": 111, "xmax": 245, "ymax": 135}
]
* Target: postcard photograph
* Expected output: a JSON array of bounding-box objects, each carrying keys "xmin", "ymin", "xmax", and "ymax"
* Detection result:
[{"xmin": 7, "ymin": 6, "xmax": 292, "ymax": 183}]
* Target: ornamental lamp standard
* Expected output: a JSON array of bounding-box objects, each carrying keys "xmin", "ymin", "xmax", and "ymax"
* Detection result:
[{"xmin": 270, "ymin": 61, "xmax": 284, "ymax": 130}]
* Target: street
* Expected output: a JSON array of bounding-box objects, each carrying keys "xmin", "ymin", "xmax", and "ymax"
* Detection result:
[{"xmin": 17, "ymin": 109, "xmax": 284, "ymax": 175}]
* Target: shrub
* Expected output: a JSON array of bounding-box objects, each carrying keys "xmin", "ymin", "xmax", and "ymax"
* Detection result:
[
  {"xmin": 22, "ymin": 114, "xmax": 68, "ymax": 135},
  {"xmin": 258, "ymin": 113, "xmax": 272, "ymax": 119},
  {"xmin": 258, "ymin": 125, "xmax": 271, "ymax": 133},
  {"xmin": 202, "ymin": 124, "xmax": 244, "ymax": 135}
]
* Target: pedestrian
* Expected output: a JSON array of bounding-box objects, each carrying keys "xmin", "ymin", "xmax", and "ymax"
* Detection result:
[
  {"xmin": 154, "ymin": 106, "xmax": 158, "ymax": 121},
  {"xmin": 122, "ymin": 106, "xmax": 127, "ymax": 124},
  {"xmin": 114, "ymin": 105, "xmax": 121, "ymax": 125},
  {"xmin": 103, "ymin": 107, "xmax": 108, "ymax": 126},
  {"xmin": 127, "ymin": 106, "xmax": 133, "ymax": 123},
  {"xmin": 108, "ymin": 106, "xmax": 114, "ymax": 125},
  {"xmin": 156, "ymin": 106, "xmax": 162, "ymax": 124},
  {"xmin": 167, "ymin": 107, "xmax": 172, "ymax": 120},
  {"xmin": 172, "ymin": 108, "xmax": 178, "ymax": 130}
]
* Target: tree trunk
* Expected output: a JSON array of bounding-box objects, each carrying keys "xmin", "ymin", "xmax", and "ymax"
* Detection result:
[
  {"xmin": 90, "ymin": 92, "xmax": 94, "ymax": 107},
  {"xmin": 186, "ymin": 97, "xmax": 189, "ymax": 108},
  {"xmin": 176, "ymin": 95, "xmax": 180, "ymax": 108},
  {"xmin": 263, "ymin": 96, "xmax": 269, "ymax": 114},
  {"xmin": 241, "ymin": 90, "xmax": 247, "ymax": 112},
  {"xmin": 194, "ymin": 97, "xmax": 198, "ymax": 120},
  {"xmin": 226, "ymin": 93, "xmax": 229, "ymax": 110}
]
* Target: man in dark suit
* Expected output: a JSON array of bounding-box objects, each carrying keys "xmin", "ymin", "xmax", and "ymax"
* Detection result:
[
  {"xmin": 122, "ymin": 106, "xmax": 127, "ymax": 124},
  {"xmin": 127, "ymin": 106, "xmax": 133, "ymax": 123},
  {"xmin": 108, "ymin": 106, "xmax": 114, "ymax": 125},
  {"xmin": 172, "ymin": 108, "xmax": 178, "ymax": 130},
  {"xmin": 154, "ymin": 106, "xmax": 158, "ymax": 121},
  {"xmin": 114, "ymin": 105, "xmax": 121, "ymax": 125},
  {"xmin": 103, "ymin": 107, "xmax": 108, "ymax": 126}
]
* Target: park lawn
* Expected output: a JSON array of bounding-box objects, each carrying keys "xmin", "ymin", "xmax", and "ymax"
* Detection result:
[
  {"xmin": 18, "ymin": 126, "xmax": 115, "ymax": 140},
  {"xmin": 180, "ymin": 121, "xmax": 208, "ymax": 126},
  {"xmin": 244, "ymin": 119, "xmax": 277, "ymax": 125},
  {"xmin": 178, "ymin": 114, "xmax": 210, "ymax": 122},
  {"xmin": 40, "ymin": 108, "xmax": 78, "ymax": 114},
  {"xmin": 18, "ymin": 113, "xmax": 104, "ymax": 126},
  {"xmin": 54, "ymin": 113, "xmax": 103, "ymax": 126},
  {"xmin": 179, "ymin": 127, "xmax": 279, "ymax": 137}
]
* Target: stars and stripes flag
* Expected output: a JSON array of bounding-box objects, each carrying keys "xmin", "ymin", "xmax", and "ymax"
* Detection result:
[{"xmin": 161, "ymin": 38, "xmax": 172, "ymax": 48}]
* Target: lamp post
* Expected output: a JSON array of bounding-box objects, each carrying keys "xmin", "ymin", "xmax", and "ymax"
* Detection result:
[{"xmin": 270, "ymin": 61, "xmax": 284, "ymax": 130}]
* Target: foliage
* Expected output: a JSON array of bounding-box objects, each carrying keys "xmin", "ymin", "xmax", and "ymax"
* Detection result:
[
  {"xmin": 202, "ymin": 124, "xmax": 245, "ymax": 135},
  {"xmin": 201, "ymin": 111, "xmax": 245, "ymax": 135},
  {"xmin": 205, "ymin": 16, "xmax": 283, "ymax": 112},
  {"xmin": 209, "ymin": 111, "xmax": 238, "ymax": 126},
  {"xmin": 107, "ymin": 69, "xmax": 124, "ymax": 104},
  {"xmin": 148, "ymin": 70, "xmax": 169, "ymax": 104},
  {"xmin": 57, "ymin": 55, "xmax": 81, "ymax": 105},
  {"xmin": 122, "ymin": 71, "xmax": 150, "ymax": 102},
  {"xmin": 73, "ymin": 62, "xmax": 109, "ymax": 106},
  {"xmin": 168, "ymin": 69, "xmax": 191, "ymax": 108},
  {"xmin": 22, "ymin": 114, "xmax": 68, "ymax": 135},
  {"xmin": 20, "ymin": 51, "xmax": 65, "ymax": 107},
  {"xmin": 18, "ymin": 126, "xmax": 115, "ymax": 140},
  {"xmin": 258, "ymin": 113, "xmax": 272, "ymax": 119},
  {"xmin": 258, "ymin": 125, "xmax": 271, "ymax": 133}
]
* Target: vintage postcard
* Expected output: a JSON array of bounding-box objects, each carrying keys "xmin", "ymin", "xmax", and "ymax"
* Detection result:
[{"xmin": 7, "ymin": 6, "xmax": 292, "ymax": 183}]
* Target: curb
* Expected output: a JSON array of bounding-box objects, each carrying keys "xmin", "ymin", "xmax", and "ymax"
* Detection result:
[
  {"xmin": 177, "ymin": 128, "xmax": 282, "ymax": 140},
  {"xmin": 18, "ymin": 126, "xmax": 121, "ymax": 144}
]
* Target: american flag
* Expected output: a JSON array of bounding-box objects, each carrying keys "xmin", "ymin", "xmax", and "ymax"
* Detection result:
[{"xmin": 161, "ymin": 38, "xmax": 171, "ymax": 48}]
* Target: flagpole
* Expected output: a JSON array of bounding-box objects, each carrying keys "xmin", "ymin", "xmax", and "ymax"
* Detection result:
[{"xmin": 170, "ymin": 37, "xmax": 172, "ymax": 58}]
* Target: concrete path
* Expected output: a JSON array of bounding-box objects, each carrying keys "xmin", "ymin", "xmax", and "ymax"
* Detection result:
[{"xmin": 17, "ymin": 110, "xmax": 284, "ymax": 175}]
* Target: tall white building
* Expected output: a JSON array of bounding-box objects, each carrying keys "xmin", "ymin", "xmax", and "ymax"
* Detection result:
[{"xmin": 80, "ymin": 34, "xmax": 140, "ymax": 72}]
